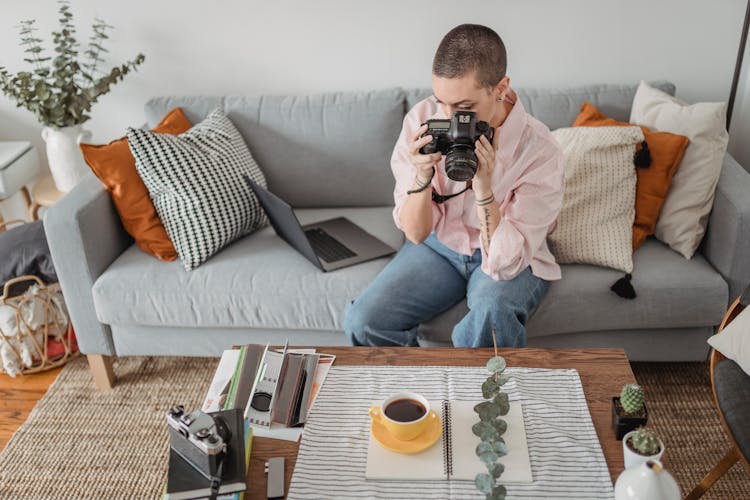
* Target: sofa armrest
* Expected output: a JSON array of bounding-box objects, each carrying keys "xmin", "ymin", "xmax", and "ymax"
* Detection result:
[
  {"xmin": 43, "ymin": 172, "xmax": 133, "ymax": 355},
  {"xmin": 703, "ymin": 153, "xmax": 750, "ymax": 303}
]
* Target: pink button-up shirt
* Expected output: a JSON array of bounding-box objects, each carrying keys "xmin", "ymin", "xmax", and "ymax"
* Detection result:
[{"xmin": 391, "ymin": 89, "xmax": 565, "ymax": 281}]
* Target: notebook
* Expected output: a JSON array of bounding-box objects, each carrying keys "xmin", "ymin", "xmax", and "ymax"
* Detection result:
[
  {"xmin": 366, "ymin": 401, "xmax": 532, "ymax": 483},
  {"xmin": 272, "ymin": 352, "xmax": 319, "ymax": 427}
]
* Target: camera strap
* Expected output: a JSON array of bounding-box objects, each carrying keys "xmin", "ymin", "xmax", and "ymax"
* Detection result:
[
  {"xmin": 208, "ymin": 457, "xmax": 225, "ymax": 500},
  {"xmin": 432, "ymin": 180, "xmax": 472, "ymax": 204}
]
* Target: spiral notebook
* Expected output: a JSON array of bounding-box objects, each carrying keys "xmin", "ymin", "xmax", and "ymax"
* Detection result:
[{"xmin": 366, "ymin": 401, "xmax": 532, "ymax": 482}]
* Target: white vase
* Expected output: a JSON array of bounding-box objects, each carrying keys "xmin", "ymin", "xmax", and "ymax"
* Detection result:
[
  {"xmin": 622, "ymin": 430, "xmax": 665, "ymax": 469},
  {"xmin": 614, "ymin": 460, "xmax": 680, "ymax": 500},
  {"xmin": 41, "ymin": 125, "xmax": 92, "ymax": 192}
]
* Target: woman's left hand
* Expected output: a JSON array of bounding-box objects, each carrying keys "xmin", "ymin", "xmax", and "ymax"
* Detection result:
[{"xmin": 474, "ymin": 131, "xmax": 500, "ymax": 196}]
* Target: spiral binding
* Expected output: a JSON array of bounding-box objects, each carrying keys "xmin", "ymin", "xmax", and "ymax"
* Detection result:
[{"xmin": 442, "ymin": 400, "xmax": 453, "ymax": 479}]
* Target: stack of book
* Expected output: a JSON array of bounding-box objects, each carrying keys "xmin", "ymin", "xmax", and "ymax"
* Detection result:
[
  {"xmin": 202, "ymin": 344, "xmax": 336, "ymax": 441},
  {"xmin": 164, "ymin": 409, "xmax": 252, "ymax": 500},
  {"xmin": 164, "ymin": 343, "xmax": 335, "ymax": 498}
]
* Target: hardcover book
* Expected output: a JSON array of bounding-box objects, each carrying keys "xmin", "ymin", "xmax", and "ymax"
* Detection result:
[{"xmin": 165, "ymin": 409, "xmax": 249, "ymax": 500}]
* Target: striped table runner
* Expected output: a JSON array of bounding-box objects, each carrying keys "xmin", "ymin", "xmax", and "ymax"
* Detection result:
[{"xmin": 288, "ymin": 366, "xmax": 614, "ymax": 499}]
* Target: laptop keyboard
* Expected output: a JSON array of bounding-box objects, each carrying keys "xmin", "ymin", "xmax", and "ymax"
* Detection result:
[{"xmin": 305, "ymin": 227, "xmax": 357, "ymax": 263}]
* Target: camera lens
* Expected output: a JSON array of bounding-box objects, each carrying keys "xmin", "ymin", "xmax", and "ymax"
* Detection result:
[
  {"xmin": 251, "ymin": 391, "xmax": 273, "ymax": 412},
  {"xmin": 445, "ymin": 146, "xmax": 477, "ymax": 182}
]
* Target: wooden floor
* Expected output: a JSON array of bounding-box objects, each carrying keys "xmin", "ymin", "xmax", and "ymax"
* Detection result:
[{"xmin": 0, "ymin": 367, "xmax": 62, "ymax": 451}]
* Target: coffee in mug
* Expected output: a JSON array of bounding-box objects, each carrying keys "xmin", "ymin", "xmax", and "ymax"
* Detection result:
[
  {"xmin": 384, "ymin": 398, "xmax": 426, "ymax": 422},
  {"xmin": 369, "ymin": 391, "xmax": 436, "ymax": 441}
]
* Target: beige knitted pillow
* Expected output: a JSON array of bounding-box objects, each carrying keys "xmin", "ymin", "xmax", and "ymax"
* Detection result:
[{"xmin": 549, "ymin": 126, "xmax": 643, "ymax": 273}]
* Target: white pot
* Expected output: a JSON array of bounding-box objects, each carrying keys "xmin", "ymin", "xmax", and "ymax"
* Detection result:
[
  {"xmin": 41, "ymin": 125, "xmax": 92, "ymax": 192},
  {"xmin": 614, "ymin": 460, "xmax": 680, "ymax": 500},
  {"xmin": 622, "ymin": 430, "xmax": 665, "ymax": 469}
]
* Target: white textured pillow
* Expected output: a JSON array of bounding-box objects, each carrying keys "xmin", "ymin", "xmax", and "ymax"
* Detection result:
[
  {"xmin": 549, "ymin": 126, "xmax": 642, "ymax": 273},
  {"xmin": 630, "ymin": 81, "xmax": 728, "ymax": 259},
  {"xmin": 708, "ymin": 304, "xmax": 750, "ymax": 377},
  {"xmin": 128, "ymin": 109, "xmax": 268, "ymax": 271}
]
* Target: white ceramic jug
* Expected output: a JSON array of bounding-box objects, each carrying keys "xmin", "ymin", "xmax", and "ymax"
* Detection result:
[
  {"xmin": 614, "ymin": 460, "xmax": 680, "ymax": 500},
  {"xmin": 41, "ymin": 125, "xmax": 92, "ymax": 192}
]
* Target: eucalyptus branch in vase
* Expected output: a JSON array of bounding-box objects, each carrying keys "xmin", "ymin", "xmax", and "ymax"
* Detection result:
[
  {"xmin": 0, "ymin": 1, "xmax": 145, "ymax": 128},
  {"xmin": 473, "ymin": 328, "xmax": 509, "ymax": 500},
  {"xmin": 0, "ymin": 0, "xmax": 145, "ymax": 192}
]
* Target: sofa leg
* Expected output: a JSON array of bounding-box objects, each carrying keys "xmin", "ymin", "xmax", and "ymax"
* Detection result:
[{"xmin": 87, "ymin": 354, "xmax": 116, "ymax": 389}]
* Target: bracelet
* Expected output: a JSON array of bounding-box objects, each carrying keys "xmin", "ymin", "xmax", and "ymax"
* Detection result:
[
  {"xmin": 406, "ymin": 167, "xmax": 435, "ymax": 195},
  {"xmin": 475, "ymin": 193, "xmax": 495, "ymax": 206}
]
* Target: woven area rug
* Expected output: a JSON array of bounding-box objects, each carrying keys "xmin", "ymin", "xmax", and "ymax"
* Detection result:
[
  {"xmin": 0, "ymin": 356, "xmax": 215, "ymax": 499},
  {"xmin": 0, "ymin": 356, "xmax": 748, "ymax": 499},
  {"xmin": 632, "ymin": 362, "xmax": 750, "ymax": 499}
]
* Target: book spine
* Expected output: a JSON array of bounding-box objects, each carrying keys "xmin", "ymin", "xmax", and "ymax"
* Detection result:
[
  {"xmin": 223, "ymin": 346, "xmax": 246, "ymax": 410},
  {"xmin": 442, "ymin": 400, "xmax": 453, "ymax": 479}
]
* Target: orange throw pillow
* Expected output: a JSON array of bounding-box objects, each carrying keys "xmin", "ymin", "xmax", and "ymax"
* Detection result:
[
  {"xmin": 81, "ymin": 108, "xmax": 192, "ymax": 261},
  {"xmin": 573, "ymin": 102, "xmax": 689, "ymax": 250}
]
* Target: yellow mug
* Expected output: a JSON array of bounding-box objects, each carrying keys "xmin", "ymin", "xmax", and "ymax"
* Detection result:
[{"xmin": 369, "ymin": 391, "xmax": 437, "ymax": 441}]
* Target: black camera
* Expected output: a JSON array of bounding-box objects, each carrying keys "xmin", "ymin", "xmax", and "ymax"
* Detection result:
[{"xmin": 419, "ymin": 110, "xmax": 494, "ymax": 182}]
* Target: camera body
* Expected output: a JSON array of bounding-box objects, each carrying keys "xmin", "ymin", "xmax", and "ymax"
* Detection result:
[
  {"xmin": 166, "ymin": 405, "xmax": 230, "ymax": 479},
  {"xmin": 419, "ymin": 110, "xmax": 494, "ymax": 182}
]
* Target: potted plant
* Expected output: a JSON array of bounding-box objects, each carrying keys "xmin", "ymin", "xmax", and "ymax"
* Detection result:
[
  {"xmin": 473, "ymin": 329, "xmax": 509, "ymax": 500},
  {"xmin": 622, "ymin": 426, "xmax": 664, "ymax": 469},
  {"xmin": 0, "ymin": 1, "xmax": 145, "ymax": 192},
  {"xmin": 612, "ymin": 383, "xmax": 648, "ymax": 440}
]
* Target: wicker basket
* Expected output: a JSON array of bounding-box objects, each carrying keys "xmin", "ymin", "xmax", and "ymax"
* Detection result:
[{"xmin": 0, "ymin": 221, "xmax": 79, "ymax": 376}]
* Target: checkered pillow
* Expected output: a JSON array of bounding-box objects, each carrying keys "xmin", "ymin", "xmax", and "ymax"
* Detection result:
[{"xmin": 128, "ymin": 109, "xmax": 267, "ymax": 270}]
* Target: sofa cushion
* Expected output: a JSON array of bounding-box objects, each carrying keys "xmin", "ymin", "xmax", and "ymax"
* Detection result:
[
  {"xmin": 128, "ymin": 109, "xmax": 268, "ymax": 271},
  {"xmin": 144, "ymin": 96, "xmax": 223, "ymax": 127},
  {"xmin": 406, "ymin": 81, "xmax": 676, "ymax": 130},
  {"xmin": 81, "ymin": 107, "xmax": 192, "ymax": 262},
  {"xmin": 713, "ymin": 359, "xmax": 750, "ymax": 461},
  {"xmin": 549, "ymin": 126, "xmax": 642, "ymax": 273},
  {"xmin": 145, "ymin": 89, "xmax": 406, "ymax": 208},
  {"xmin": 708, "ymin": 305, "xmax": 750, "ymax": 377},
  {"xmin": 92, "ymin": 207, "xmax": 403, "ymax": 329},
  {"xmin": 418, "ymin": 239, "xmax": 728, "ymax": 343},
  {"xmin": 572, "ymin": 101, "xmax": 689, "ymax": 250},
  {"xmin": 630, "ymin": 81, "xmax": 729, "ymax": 259}
]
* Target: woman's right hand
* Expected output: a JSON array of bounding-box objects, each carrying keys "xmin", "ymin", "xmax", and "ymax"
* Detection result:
[{"xmin": 410, "ymin": 124, "xmax": 442, "ymax": 182}]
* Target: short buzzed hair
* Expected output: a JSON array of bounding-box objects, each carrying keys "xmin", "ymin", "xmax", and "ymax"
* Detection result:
[{"xmin": 432, "ymin": 24, "xmax": 507, "ymax": 89}]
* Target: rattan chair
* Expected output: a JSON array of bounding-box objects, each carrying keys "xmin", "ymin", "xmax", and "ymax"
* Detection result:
[{"xmin": 685, "ymin": 286, "xmax": 750, "ymax": 499}]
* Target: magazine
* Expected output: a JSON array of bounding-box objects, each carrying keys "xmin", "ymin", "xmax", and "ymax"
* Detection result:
[{"xmin": 202, "ymin": 344, "xmax": 336, "ymax": 442}]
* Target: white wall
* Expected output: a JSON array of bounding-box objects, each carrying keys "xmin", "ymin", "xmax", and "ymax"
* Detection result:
[
  {"xmin": 1, "ymin": 0, "xmax": 747, "ymax": 220},
  {"xmin": 728, "ymin": 12, "xmax": 750, "ymax": 172}
]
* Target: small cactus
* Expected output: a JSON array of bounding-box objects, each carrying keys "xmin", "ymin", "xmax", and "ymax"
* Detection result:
[
  {"xmin": 620, "ymin": 384, "xmax": 644, "ymax": 414},
  {"xmin": 630, "ymin": 427, "xmax": 661, "ymax": 456}
]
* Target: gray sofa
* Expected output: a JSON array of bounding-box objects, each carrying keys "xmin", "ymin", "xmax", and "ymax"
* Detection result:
[{"xmin": 44, "ymin": 81, "xmax": 750, "ymax": 386}]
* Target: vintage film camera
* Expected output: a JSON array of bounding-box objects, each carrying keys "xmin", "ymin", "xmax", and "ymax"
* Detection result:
[
  {"xmin": 419, "ymin": 110, "xmax": 494, "ymax": 182},
  {"xmin": 166, "ymin": 405, "xmax": 231, "ymax": 479}
]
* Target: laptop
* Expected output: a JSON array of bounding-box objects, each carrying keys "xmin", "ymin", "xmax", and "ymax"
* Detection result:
[{"xmin": 245, "ymin": 176, "xmax": 396, "ymax": 272}]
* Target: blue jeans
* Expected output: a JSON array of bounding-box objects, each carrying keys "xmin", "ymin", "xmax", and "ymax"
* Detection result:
[{"xmin": 344, "ymin": 234, "xmax": 549, "ymax": 347}]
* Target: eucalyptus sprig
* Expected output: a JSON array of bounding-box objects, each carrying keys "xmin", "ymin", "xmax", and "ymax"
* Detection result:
[
  {"xmin": 473, "ymin": 328, "xmax": 509, "ymax": 500},
  {"xmin": 0, "ymin": 0, "xmax": 145, "ymax": 128}
]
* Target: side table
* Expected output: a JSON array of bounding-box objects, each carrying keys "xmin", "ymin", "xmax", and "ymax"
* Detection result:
[
  {"xmin": 29, "ymin": 175, "xmax": 64, "ymax": 221},
  {"xmin": 0, "ymin": 141, "xmax": 39, "ymax": 232},
  {"xmin": 0, "ymin": 187, "xmax": 31, "ymax": 233}
]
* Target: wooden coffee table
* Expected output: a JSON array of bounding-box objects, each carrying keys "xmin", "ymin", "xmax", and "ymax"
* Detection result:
[{"xmin": 246, "ymin": 347, "xmax": 634, "ymax": 499}]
